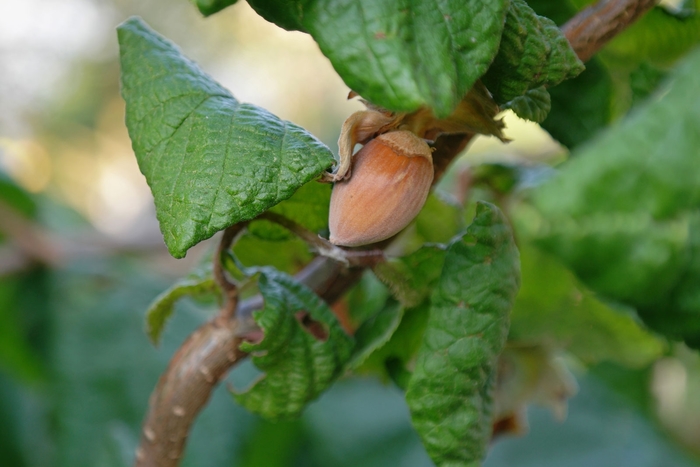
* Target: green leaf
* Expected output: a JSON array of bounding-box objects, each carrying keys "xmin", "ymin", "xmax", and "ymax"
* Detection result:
[
  {"xmin": 501, "ymin": 86, "xmax": 551, "ymax": 123},
  {"xmin": 234, "ymin": 268, "xmax": 354, "ymax": 419},
  {"xmin": 482, "ymin": 0, "xmax": 584, "ymax": 105},
  {"xmin": 246, "ymin": 1, "xmax": 305, "ymax": 32},
  {"xmin": 145, "ymin": 273, "xmax": 219, "ymax": 345},
  {"xmin": 117, "ymin": 17, "xmax": 335, "ymax": 258},
  {"xmin": 638, "ymin": 214, "xmax": 700, "ymax": 348},
  {"xmin": 348, "ymin": 302, "xmax": 404, "ymax": 369},
  {"xmin": 346, "ymin": 271, "xmax": 391, "ymax": 326},
  {"xmin": 629, "ymin": 62, "xmax": 668, "ymax": 108},
  {"xmin": 356, "ymin": 301, "xmax": 430, "ymax": 378},
  {"xmin": 247, "ymin": 0, "xmax": 509, "ymax": 117},
  {"xmin": 541, "ymin": 57, "xmax": 613, "ymax": 148},
  {"xmin": 527, "ymin": 0, "xmax": 614, "ymax": 147},
  {"xmin": 0, "ymin": 273, "xmax": 47, "ymax": 383},
  {"xmin": 247, "ymin": 180, "xmax": 331, "ymax": 241},
  {"xmin": 190, "ymin": 0, "xmax": 238, "ymax": 16},
  {"xmin": 520, "ymin": 46, "xmax": 700, "ymax": 347},
  {"xmin": 524, "ymin": 0, "xmax": 578, "ymax": 25},
  {"xmin": 510, "ymin": 244, "xmax": 665, "ymax": 367},
  {"xmin": 234, "ymin": 234, "xmax": 313, "ymax": 274},
  {"xmin": 413, "ymin": 193, "xmax": 463, "ymax": 244},
  {"xmin": 372, "ymin": 244, "xmax": 447, "ymax": 307},
  {"xmin": 406, "ymin": 202, "xmax": 520, "ymax": 467}
]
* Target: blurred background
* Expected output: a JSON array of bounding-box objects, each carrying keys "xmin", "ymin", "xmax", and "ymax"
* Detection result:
[{"xmin": 1, "ymin": 0, "xmax": 700, "ymax": 466}]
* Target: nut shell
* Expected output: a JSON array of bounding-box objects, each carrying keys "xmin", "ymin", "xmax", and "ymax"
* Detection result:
[{"xmin": 329, "ymin": 131, "xmax": 433, "ymax": 246}]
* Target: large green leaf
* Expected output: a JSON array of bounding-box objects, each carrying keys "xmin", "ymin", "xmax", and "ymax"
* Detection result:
[
  {"xmin": 520, "ymin": 46, "xmax": 700, "ymax": 347},
  {"xmin": 247, "ymin": 0, "xmax": 509, "ymax": 117},
  {"xmin": 117, "ymin": 18, "xmax": 335, "ymax": 258},
  {"xmin": 510, "ymin": 244, "xmax": 665, "ymax": 367},
  {"xmin": 406, "ymin": 202, "xmax": 520, "ymax": 466},
  {"xmin": 234, "ymin": 268, "xmax": 354, "ymax": 419},
  {"xmin": 482, "ymin": 0, "xmax": 584, "ymax": 105}
]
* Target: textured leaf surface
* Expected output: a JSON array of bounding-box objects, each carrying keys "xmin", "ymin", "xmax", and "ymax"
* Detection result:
[
  {"xmin": 247, "ymin": 0, "xmax": 509, "ymax": 117},
  {"xmin": 234, "ymin": 268, "xmax": 354, "ymax": 419},
  {"xmin": 348, "ymin": 303, "xmax": 403, "ymax": 369},
  {"xmin": 406, "ymin": 202, "xmax": 520, "ymax": 466},
  {"xmin": 511, "ymin": 244, "xmax": 665, "ymax": 367},
  {"xmin": 482, "ymin": 0, "xmax": 584, "ymax": 104},
  {"xmin": 529, "ymin": 0, "xmax": 613, "ymax": 148},
  {"xmin": 520, "ymin": 46, "xmax": 700, "ymax": 347},
  {"xmin": 145, "ymin": 274, "xmax": 218, "ymax": 345},
  {"xmin": 118, "ymin": 18, "xmax": 334, "ymax": 258},
  {"xmin": 501, "ymin": 86, "xmax": 551, "ymax": 123},
  {"xmin": 373, "ymin": 245, "xmax": 446, "ymax": 307}
]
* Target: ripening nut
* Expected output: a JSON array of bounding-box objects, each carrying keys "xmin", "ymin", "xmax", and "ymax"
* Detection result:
[{"xmin": 328, "ymin": 130, "xmax": 434, "ymax": 246}]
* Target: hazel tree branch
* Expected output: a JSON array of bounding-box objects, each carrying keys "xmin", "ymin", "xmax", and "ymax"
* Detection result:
[
  {"xmin": 134, "ymin": 1, "xmax": 658, "ymax": 465},
  {"xmin": 562, "ymin": 0, "xmax": 658, "ymax": 63}
]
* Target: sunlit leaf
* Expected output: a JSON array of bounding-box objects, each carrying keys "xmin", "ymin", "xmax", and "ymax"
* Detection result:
[
  {"xmin": 118, "ymin": 18, "xmax": 334, "ymax": 258},
  {"xmin": 247, "ymin": 0, "xmax": 509, "ymax": 117}
]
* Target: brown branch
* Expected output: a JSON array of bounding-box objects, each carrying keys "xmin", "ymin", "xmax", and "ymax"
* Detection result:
[
  {"xmin": 134, "ymin": 1, "xmax": 657, "ymax": 464},
  {"xmin": 213, "ymin": 223, "xmax": 248, "ymax": 320},
  {"xmin": 562, "ymin": 0, "xmax": 658, "ymax": 63},
  {"xmin": 135, "ymin": 318, "xmax": 246, "ymax": 467},
  {"xmin": 0, "ymin": 199, "xmax": 62, "ymax": 268}
]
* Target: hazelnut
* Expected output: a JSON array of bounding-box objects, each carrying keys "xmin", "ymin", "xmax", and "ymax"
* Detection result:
[{"xmin": 328, "ymin": 130, "xmax": 433, "ymax": 246}]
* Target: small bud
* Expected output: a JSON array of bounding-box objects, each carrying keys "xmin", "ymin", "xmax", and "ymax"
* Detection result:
[{"xmin": 329, "ymin": 131, "xmax": 433, "ymax": 246}]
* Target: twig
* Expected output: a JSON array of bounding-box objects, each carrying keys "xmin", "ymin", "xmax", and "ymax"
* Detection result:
[
  {"xmin": 134, "ymin": 318, "xmax": 246, "ymax": 467},
  {"xmin": 562, "ymin": 0, "xmax": 658, "ymax": 63},
  {"xmin": 257, "ymin": 212, "xmax": 385, "ymax": 267},
  {"xmin": 213, "ymin": 223, "xmax": 248, "ymax": 320},
  {"xmin": 0, "ymin": 199, "xmax": 62, "ymax": 267},
  {"xmin": 134, "ymin": 1, "xmax": 657, "ymax": 464}
]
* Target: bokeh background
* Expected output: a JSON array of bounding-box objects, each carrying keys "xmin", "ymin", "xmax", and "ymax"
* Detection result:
[{"xmin": 1, "ymin": 0, "xmax": 700, "ymax": 466}]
